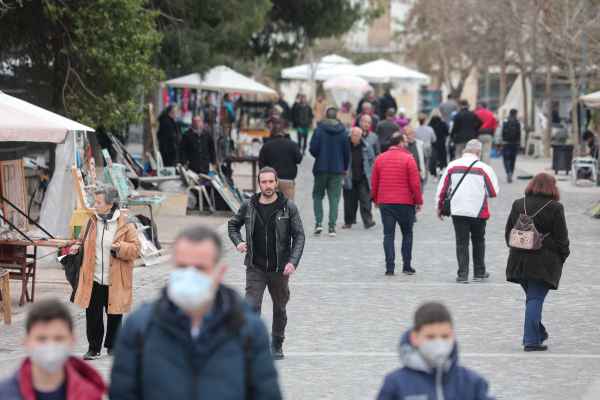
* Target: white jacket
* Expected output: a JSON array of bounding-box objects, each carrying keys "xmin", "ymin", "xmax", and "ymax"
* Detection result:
[
  {"xmin": 94, "ymin": 209, "xmax": 120, "ymax": 285},
  {"xmin": 434, "ymin": 153, "xmax": 499, "ymax": 218}
]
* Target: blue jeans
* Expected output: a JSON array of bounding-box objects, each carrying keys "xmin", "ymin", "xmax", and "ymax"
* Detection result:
[
  {"xmin": 516, "ymin": 264, "xmax": 551, "ymax": 346},
  {"xmin": 502, "ymin": 143, "xmax": 519, "ymax": 174},
  {"xmin": 379, "ymin": 204, "xmax": 415, "ymax": 272}
]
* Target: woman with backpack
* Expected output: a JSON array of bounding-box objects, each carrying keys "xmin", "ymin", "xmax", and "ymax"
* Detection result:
[{"xmin": 505, "ymin": 173, "xmax": 570, "ymax": 352}]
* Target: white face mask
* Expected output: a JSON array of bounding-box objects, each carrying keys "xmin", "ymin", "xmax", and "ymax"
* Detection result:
[
  {"xmin": 418, "ymin": 339, "xmax": 454, "ymax": 367},
  {"xmin": 30, "ymin": 343, "xmax": 70, "ymax": 374},
  {"xmin": 167, "ymin": 266, "xmax": 220, "ymax": 312}
]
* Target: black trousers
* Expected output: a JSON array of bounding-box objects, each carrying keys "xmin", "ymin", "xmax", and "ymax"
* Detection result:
[
  {"xmin": 343, "ymin": 179, "xmax": 372, "ymax": 225},
  {"xmin": 451, "ymin": 216, "xmax": 487, "ymax": 278},
  {"xmin": 86, "ymin": 282, "xmax": 122, "ymax": 352},
  {"xmin": 245, "ymin": 268, "xmax": 290, "ymax": 341}
]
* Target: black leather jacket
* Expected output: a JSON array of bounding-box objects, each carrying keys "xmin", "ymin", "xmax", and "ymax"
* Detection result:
[{"xmin": 228, "ymin": 192, "xmax": 305, "ymax": 271}]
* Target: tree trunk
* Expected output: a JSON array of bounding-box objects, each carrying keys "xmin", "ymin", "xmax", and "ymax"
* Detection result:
[
  {"xmin": 544, "ymin": 50, "xmax": 552, "ymax": 157},
  {"xmin": 520, "ymin": 67, "xmax": 529, "ymax": 128},
  {"xmin": 568, "ymin": 65, "xmax": 579, "ymax": 157},
  {"xmin": 499, "ymin": 64, "xmax": 507, "ymax": 107},
  {"xmin": 88, "ymin": 132, "xmax": 104, "ymax": 168},
  {"xmin": 143, "ymin": 87, "xmax": 158, "ymax": 165}
]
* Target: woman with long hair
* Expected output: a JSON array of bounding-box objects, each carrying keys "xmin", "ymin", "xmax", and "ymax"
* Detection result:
[
  {"xmin": 505, "ymin": 173, "xmax": 570, "ymax": 352},
  {"xmin": 429, "ymin": 108, "xmax": 449, "ymax": 171}
]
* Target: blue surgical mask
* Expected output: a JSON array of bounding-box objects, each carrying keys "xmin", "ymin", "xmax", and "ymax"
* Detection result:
[{"xmin": 167, "ymin": 266, "xmax": 219, "ymax": 311}]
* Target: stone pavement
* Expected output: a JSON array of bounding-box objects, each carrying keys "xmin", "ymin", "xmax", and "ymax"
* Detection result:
[{"xmin": 2, "ymin": 152, "xmax": 600, "ymax": 399}]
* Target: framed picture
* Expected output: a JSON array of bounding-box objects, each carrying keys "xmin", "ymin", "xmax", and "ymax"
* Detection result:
[
  {"xmin": 72, "ymin": 167, "xmax": 93, "ymax": 209},
  {"xmin": 0, "ymin": 159, "xmax": 29, "ymax": 232}
]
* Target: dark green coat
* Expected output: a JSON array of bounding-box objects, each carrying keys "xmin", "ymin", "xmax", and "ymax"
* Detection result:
[{"xmin": 505, "ymin": 195, "xmax": 570, "ymax": 290}]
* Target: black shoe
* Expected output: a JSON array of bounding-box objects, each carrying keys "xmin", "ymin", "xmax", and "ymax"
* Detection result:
[
  {"xmin": 472, "ymin": 272, "xmax": 490, "ymax": 282},
  {"xmin": 456, "ymin": 277, "xmax": 469, "ymax": 284},
  {"xmin": 314, "ymin": 222, "xmax": 322, "ymax": 235},
  {"xmin": 524, "ymin": 344, "xmax": 548, "ymax": 352},
  {"xmin": 107, "ymin": 348, "xmax": 114, "ymax": 357},
  {"xmin": 329, "ymin": 227, "xmax": 337, "ymax": 237},
  {"xmin": 385, "ymin": 271, "xmax": 394, "ymax": 276},
  {"xmin": 271, "ymin": 339, "xmax": 284, "ymax": 360},
  {"xmin": 83, "ymin": 350, "xmax": 101, "ymax": 360},
  {"xmin": 402, "ymin": 267, "xmax": 416, "ymax": 275}
]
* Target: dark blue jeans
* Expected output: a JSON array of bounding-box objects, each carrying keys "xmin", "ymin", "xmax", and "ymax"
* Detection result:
[
  {"xmin": 516, "ymin": 264, "xmax": 551, "ymax": 346},
  {"xmin": 379, "ymin": 204, "xmax": 415, "ymax": 272},
  {"xmin": 502, "ymin": 143, "xmax": 519, "ymax": 174}
]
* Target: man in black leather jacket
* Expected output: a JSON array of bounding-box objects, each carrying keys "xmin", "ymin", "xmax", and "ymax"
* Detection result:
[{"xmin": 228, "ymin": 167, "xmax": 305, "ymax": 360}]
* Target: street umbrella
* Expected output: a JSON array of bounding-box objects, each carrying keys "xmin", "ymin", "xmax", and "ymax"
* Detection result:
[
  {"xmin": 580, "ymin": 90, "xmax": 600, "ymax": 109},
  {"xmin": 322, "ymin": 75, "xmax": 374, "ymax": 92}
]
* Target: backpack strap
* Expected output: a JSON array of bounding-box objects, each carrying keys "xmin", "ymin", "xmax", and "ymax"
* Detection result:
[
  {"xmin": 523, "ymin": 198, "xmax": 527, "ymax": 216},
  {"xmin": 532, "ymin": 200, "xmax": 554, "ymax": 217}
]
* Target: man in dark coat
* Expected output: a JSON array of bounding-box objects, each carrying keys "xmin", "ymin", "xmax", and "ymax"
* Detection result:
[
  {"xmin": 377, "ymin": 89, "xmax": 397, "ymax": 120},
  {"xmin": 276, "ymin": 92, "xmax": 291, "ymax": 124},
  {"xmin": 375, "ymin": 108, "xmax": 401, "ymax": 153},
  {"xmin": 110, "ymin": 226, "xmax": 282, "ymax": 400},
  {"xmin": 293, "ymin": 94, "xmax": 314, "ymax": 154},
  {"xmin": 157, "ymin": 103, "xmax": 181, "ymax": 166},
  {"xmin": 180, "ymin": 114, "xmax": 217, "ymax": 175},
  {"xmin": 450, "ymin": 99, "xmax": 483, "ymax": 158}
]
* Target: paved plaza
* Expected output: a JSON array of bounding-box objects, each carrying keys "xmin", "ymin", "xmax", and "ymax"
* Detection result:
[{"xmin": 2, "ymin": 154, "xmax": 600, "ymax": 399}]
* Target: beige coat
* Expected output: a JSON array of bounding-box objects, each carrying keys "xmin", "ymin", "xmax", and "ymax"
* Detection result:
[
  {"xmin": 313, "ymin": 100, "xmax": 327, "ymax": 123},
  {"xmin": 73, "ymin": 214, "xmax": 141, "ymax": 314}
]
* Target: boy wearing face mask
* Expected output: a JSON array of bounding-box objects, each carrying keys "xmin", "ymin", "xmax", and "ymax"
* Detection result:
[
  {"xmin": 0, "ymin": 299, "xmax": 107, "ymax": 400},
  {"xmin": 377, "ymin": 303, "xmax": 495, "ymax": 400}
]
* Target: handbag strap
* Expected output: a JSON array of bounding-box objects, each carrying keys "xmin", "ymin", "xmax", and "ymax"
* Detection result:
[
  {"xmin": 80, "ymin": 219, "xmax": 92, "ymax": 247},
  {"xmin": 449, "ymin": 160, "xmax": 478, "ymax": 197}
]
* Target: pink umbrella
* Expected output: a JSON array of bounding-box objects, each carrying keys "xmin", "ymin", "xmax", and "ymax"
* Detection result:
[{"xmin": 322, "ymin": 75, "xmax": 374, "ymax": 92}]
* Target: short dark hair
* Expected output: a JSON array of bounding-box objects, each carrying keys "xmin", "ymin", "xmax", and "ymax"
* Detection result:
[
  {"xmin": 525, "ymin": 172, "xmax": 560, "ymax": 201},
  {"xmin": 257, "ymin": 166, "xmax": 278, "ymax": 182},
  {"xmin": 510, "ymin": 109, "xmax": 518, "ymax": 116},
  {"xmin": 176, "ymin": 226, "xmax": 222, "ymax": 261},
  {"xmin": 447, "ymin": 94, "xmax": 453, "ymax": 99},
  {"xmin": 272, "ymin": 123, "xmax": 285, "ymax": 135},
  {"xmin": 583, "ymin": 130, "xmax": 595, "ymax": 141},
  {"xmin": 477, "ymin": 100, "xmax": 487, "ymax": 108},
  {"xmin": 390, "ymin": 132, "xmax": 405, "ymax": 146},
  {"xmin": 386, "ymin": 108, "xmax": 396, "ymax": 118},
  {"xmin": 326, "ymin": 107, "xmax": 337, "ymax": 119},
  {"xmin": 414, "ymin": 302, "xmax": 452, "ymax": 332},
  {"xmin": 26, "ymin": 299, "xmax": 73, "ymax": 333},
  {"xmin": 459, "ymin": 99, "xmax": 468, "ymax": 107}
]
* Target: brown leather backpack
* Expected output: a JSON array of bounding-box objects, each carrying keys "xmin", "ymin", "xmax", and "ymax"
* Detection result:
[{"xmin": 509, "ymin": 198, "xmax": 553, "ymax": 251}]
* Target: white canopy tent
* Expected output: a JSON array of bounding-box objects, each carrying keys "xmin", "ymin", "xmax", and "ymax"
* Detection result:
[
  {"xmin": 580, "ymin": 90, "xmax": 600, "ymax": 109},
  {"xmin": 164, "ymin": 66, "xmax": 277, "ymax": 96},
  {"xmin": 0, "ymin": 91, "xmax": 95, "ymax": 143},
  {"xmin": 280, "ymin": 54, "xmax": 361, "ymax": 81},
  {"xmin": 323, "ymin": 75, "xmax": 374, "ymax": 109},
  {"xmin": 354, "ymin": 59, "xmax": 431, "ymax": 85}
]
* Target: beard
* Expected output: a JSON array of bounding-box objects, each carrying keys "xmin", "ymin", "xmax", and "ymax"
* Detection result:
[{"xmin": 261, "ymin": 189, "xmax": 276, "ymax": 198}]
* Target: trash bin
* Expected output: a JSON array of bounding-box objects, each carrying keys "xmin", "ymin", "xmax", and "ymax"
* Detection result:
[{"xmin": 551, "ymin": 144, "xmax": 573, "ymax": 174}]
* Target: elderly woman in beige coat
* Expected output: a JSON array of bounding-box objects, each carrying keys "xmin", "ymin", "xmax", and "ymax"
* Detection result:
[{"xmin": 69, "ymin": 184, "xmax": 141, "ymax": 360}]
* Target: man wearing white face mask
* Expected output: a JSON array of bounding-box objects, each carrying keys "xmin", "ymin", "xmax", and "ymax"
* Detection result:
[
  {"xmin": 377, "ymin": 303, "xmax": 495, "ymax": 400},
  {"xmin": 110, "ymin": 226, "xmax": 282, "ymax": 400},
  {"xmin": 0, "ymin": 299, "xmax": 107, "ymax": 400}
]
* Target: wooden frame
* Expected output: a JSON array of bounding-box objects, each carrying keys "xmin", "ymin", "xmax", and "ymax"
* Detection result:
[
  {"xmin": 0, "ymin": 159, "xmax": 29, "ymax": 232},
  {"xmin": 72, "ymin": 167, "xmax": 93, "ymax": 210}
]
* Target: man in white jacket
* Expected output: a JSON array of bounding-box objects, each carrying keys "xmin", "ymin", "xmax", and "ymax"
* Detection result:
[{"xmin": 434, "ymin": 139, "xmax": 499, "ymax": 283}]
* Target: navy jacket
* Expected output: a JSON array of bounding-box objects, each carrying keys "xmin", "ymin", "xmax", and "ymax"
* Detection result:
[
  {"xmin": 109, "ymin": 285, "xmax": 281, "ymax": 400},
  {"xmin": 377, "ymin": 330, "xmax": 495, "ymax": 400},
  {"xmin": 309, "ymin": 119, "xmax": 350, "ymax": 175}
]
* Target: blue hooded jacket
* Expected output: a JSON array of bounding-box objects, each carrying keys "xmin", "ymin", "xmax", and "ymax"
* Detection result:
[
  {"xmin": 377, "ymin": 329, "xmax": 495, "ymax": 400},
  {"xmin": 309, "ymin": 119, "xmax": 350, "ymax": 174}
]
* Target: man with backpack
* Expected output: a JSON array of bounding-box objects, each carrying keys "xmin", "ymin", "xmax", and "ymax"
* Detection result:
[
  {"xmin": 499, "ymin": 109, "xmax": 521, "ymax": 183},
  {"xmin": 109, "ymin": 226, "xmax": 282, "ymax": 400}
]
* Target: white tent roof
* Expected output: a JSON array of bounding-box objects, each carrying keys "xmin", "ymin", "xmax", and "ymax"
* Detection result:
[
  {"xmin": 580, "ymin": 90, "xmax": 600, "ymax": 109},
  {"xmin": 355, "ymin": 59, "xmax": 431, "ymax": 85},
  {"xmin": 164, "ymin": 66, "xmax": 277, "ymax": 96},
  {"xmin": 0, "ymin": 91, "xmax": 95, "ymax": 143},
  {"xmin": 281, "ymin": 54, "xmax": 360, "ymax": 81}
]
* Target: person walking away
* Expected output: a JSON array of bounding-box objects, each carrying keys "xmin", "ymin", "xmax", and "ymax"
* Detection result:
[
  {"xmin": 68, "ymin": 184, "xmax": 141, "ymax": 360},
  {"xmin": 110, "ymin": 226, "xmax": 282, "ymax": 399},
  {"xmin": 293, "ymin": 94, "xmax": 313, "ymax": 155},
  {"xmin": 375, "ymin": 108, "xmax": 400, "ymax": 153},
  {"xmin": 276, "ymin": 92, "xmax": 291, "ymax": 124},
  {"xmin": 312, "ymin": 93, "xmax": 327, "ymax": 123},
  {"xmin": 414, "ymin": 113, "xmax": 437, "ymax": 175},
  {"xmin": 404, "ymin": 127, "xmax": 428, "ymax": 196},
  {"xmin": 450, "ymin": 100, "xmax": 483, "ymax": 158},
  {"xmin": 180, "ymin": 114, "xmax": 218, "ymax": 175},
  {"xmin": 356, "ymin": 91, "xmax": 371, "ymax": 115},
  {"xmin": 505, "ymin": 173, "xmax": 569, "ymax": 351},
  {"xmin": 377, "ymin": 88, "xmax": 397, "ymax": 120},
  {"xmin": 359, "ymin": 114, "xmax": 381, "ymax": 156},
  {"xmin": 0, "ymin": 299, "xmax": 107, "ymax": 400},
  {"xmin": 435, "ymin": 140, "xmax": 499, "ymax": 283},
  {"xmin": 448, "ymin": 111, "xmax": 458, "ymax": 162},
  {"xmin": 343, "ymin": 127, "xmax": 376, "ymax": 230},
  {"xmin": 228, "ymin": 167, "xmax": 305, "ymax": 360},
  {"xmin": 429, "ymin": 108, "xmax": 449, "ymax": 171},
  {"xmin": 371, "ymin": 132, "xmax": 423, "ymax": 276},
  {"xmin": 377, "ymin": 302, "xmax": 496, "ymax": 400},
  {"xmin": 259, "ymin": 123, "xmax": 303, "ymax": 201},
  {"xmin": 497, "ymin": 109, "xmax": 521, "ymax": 183},
  {"xmin": 439, "ymin": 94, "xmax": 460, "ymax": 124},
  {"xmin": 309, "ymin": 107, "xmax": 351, "ymax": 237},
  {"xmin": 475, "ymin": 100, "xmax": 498, "ymax": 165},
  {"xmin": 394, "ymin": 107, "xmax": 411, "ymax": 131},
  {"xmin": 354, "ymin": 102, "xmax": 380, "ymax": 132},
  {"xmin": 157, "ymin": 103, "xmax": 180, "ymax": 167},
  {"xmin": 290, "ymin": 93, "xmax": 301, "ymax": 129}
]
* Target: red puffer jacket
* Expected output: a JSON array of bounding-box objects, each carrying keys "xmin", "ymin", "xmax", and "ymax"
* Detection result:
[{"xmin": 371, "ymin": 146, "xmax": 423, "ymax": 205}]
